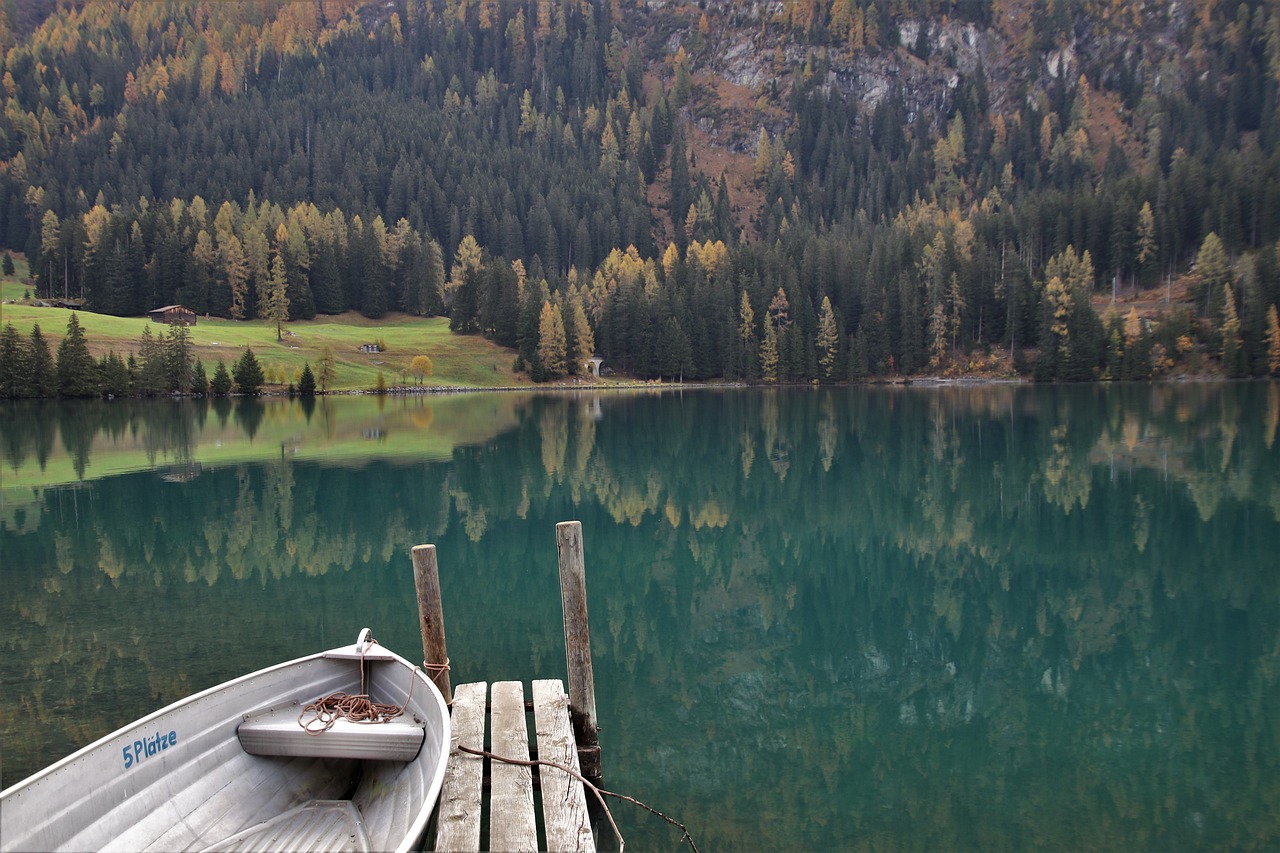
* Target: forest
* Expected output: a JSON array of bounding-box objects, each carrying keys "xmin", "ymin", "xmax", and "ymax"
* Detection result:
[{"xmin": 2, "ymin": 0, "xmax": 1280, "ymax": 392}]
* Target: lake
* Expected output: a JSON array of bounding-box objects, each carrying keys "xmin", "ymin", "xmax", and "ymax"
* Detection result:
[{"xmin": 2, "ymin": 384, "xmax": 1278, "ymax": 850}]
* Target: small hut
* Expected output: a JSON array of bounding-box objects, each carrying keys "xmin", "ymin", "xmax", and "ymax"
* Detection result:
[{"xmin": 148, "ymin": 305, "xmax": 198, "ymax": 326}]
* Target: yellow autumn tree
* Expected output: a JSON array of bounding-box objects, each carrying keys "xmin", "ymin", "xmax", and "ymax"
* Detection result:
[
  {"xmin": 1267, "ymin": 304, "xmax": 1280, "ymax": 376},
  {"xmin": 537, "ymin": 300, "xmax": 567, "ymax": 379},
  {"xmin": 410, "ymin": 355, "xmax": 433, "ymax": 385}
]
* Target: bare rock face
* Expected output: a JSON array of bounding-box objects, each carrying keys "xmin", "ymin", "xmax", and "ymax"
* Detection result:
[{"xmin": 647, "ymin": 1, "xmax": 1196, "ymax": 157}]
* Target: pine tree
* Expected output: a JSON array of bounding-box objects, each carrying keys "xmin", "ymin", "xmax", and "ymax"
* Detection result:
[
  {"xmin": 517, "ymin": 278, "xmax": 549, "ymax": 371},
  {"xmin": 233, "ymin": 348, "xmax": 264, "ymax": 395},
  {"xmin": 27, "ymin": 324, "xmax": 56, "ymax": 398},
  {"xmin": 849, "ymin": 328, "xmax": 868, "ymax": 379},
  {"xmin": 165, "ymin": 322, "xmax": 194, "ymax": 393},
  {"xmin": 298, "ymin": 362, "xmax": 317, "ymax": 396},
  {"xmin": 210, "ymin": 360, "xmax": 233, "ymax": 396},
  {"xmin": 665, "ymin": 316, "xmax": 695, "ymax": 381},
  {"xmin": 816, "ymin": 295, "xmax": 839, "ymax": 379},
  {"xmin": 191, "ymin": 359, "xmax": 209, "ymax": 395},
  {"xmin": 0, "ymin": 323, "xmax": 25, "ymax": 398},
  {"xmin": 1135, "ymin": 201, "xmax": 1157, "ymax": 286},
  {"xmin": 99, "ymin": 351, "xmax": 130, "ymax": 397},
  {"xmin": 56, "ymin": 313, "xmax": 98, "ymax": 397},
  {"xmin": 135, "ymin": 325, "xmax": 166, "ymax": 395}
]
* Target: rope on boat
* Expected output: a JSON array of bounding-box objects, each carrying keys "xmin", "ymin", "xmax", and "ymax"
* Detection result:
[{"xmin": 298, "ymin": 636, "xmax": 419, "ymax": 735}]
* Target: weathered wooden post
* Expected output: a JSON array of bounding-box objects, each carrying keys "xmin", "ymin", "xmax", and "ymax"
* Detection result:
[
  {"xmin": 411, "ymin": 544, "xmax": 452, "ymax": 705},
  {"xmin": 556, "ymin": 520, "xmax": 601, "ymax": 781}
]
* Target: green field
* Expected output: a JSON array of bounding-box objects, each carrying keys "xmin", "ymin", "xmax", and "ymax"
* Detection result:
[{"xmin": 1, "ymin": 265, "xmax": 536, "ymax": 391}]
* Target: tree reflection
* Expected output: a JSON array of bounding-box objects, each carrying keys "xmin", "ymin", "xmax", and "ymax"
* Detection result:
[
  {"xmin": 234, "ymin": 398, "xmax": 265, "ymax": 441},
  {"xmin": 2, "ymin": 385, "xmax": 1279, "ymax": 849}
]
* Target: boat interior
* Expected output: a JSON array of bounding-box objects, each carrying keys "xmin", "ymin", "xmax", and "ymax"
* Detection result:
[{"xmin": 1, "ymin": 640, "xmax": 448, "ymax": 853}]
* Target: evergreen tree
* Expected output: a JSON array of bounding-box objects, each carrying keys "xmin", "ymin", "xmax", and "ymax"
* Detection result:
[
  {"xmin": 0, "ymin": 323, "xmax": 25, "ymax": 398},
  {"xmin": 233, "ymin": 348, "xmax": 264, "ymax": 395},
  {"xmin": 656, "ymin": 316, "xmax": 692, "ymax": 380},
  {"xmin": 2, "ymin": 252, "xmax": 13, "ymax": 276},
  {"xmin": 669, "ymin": 130, "xmax": 692, "ymax": 248},
  {"xmin": 297, "ymin": 362, "xmax": 317, "ymax": 396},
  {"xmin": 191, "ymin": 359, "xmax": 209, "ymax": 395},
  {"xmin": 849, "ymin": 328, "xmax": 869, "ymax": 379},
  {"xmin": 99, "ymin": 351, "xmax": 130, "ymax": 397},
  {"xmin": 136, "ymin": 325, "xmax": 166, "ymax": 395},
  {"xmin": 1135, "ymin": 201, "xmax": 1158, "ymax": 287},
  {"xmin": 27, "ymin": 324, "xmax": 56, "ymax": 398},
  {"xmin": 56, "ymin": 313, "xmax": 98, "ymax": 397},
  {"xmin": 165, "ymin": 323, "xmax": 194, "ymax": 393},
  {"xmin": 516, "ymin": 277, "xmax": 549, "ymax": 371},
  {"xmin": 210, "ymin": 359, "xmax": 233, "ymax": 396}
]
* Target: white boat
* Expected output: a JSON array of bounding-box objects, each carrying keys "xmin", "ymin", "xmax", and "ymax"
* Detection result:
[{"xmin": 1, "ymin": 629, "xmax": 451, "ymax": 853}]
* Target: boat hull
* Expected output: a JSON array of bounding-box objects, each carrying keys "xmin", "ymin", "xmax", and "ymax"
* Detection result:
[{"xmin": 0, "ymin": 637, "xmax": 449, "ymax": 853}]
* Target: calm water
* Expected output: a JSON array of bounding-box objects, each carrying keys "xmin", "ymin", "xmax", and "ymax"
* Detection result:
[{"xmin": 2, "ymin": 385, "xmax": 1279, "ymax": 850}]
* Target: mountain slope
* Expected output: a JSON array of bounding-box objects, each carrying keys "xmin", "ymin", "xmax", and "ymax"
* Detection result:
[{"xmin": 1, "ymin": 0, "xmax": 1278, "ymax": 387}]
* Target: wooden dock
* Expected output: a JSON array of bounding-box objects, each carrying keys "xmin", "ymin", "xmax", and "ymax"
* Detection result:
[
  {"xmin": 432, "ymin": 680, "xmax": 595, "ymax": 852},
  {"xmin": 413, "ymin": 522, "xmax": 604, "ymax": 852}
]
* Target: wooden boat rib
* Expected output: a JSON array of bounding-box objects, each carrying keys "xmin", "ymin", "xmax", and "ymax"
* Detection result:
[{"xmin": 0, "ymin": 630, "xmax": 450, "ymax": 853}]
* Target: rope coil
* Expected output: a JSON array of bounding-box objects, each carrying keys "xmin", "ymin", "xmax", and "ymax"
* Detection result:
[{"xmin": 298, "ymin": 635, "xmax": 419, "ymax": 735}]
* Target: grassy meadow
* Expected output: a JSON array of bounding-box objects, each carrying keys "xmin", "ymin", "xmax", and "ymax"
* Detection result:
[{"xmin": 1, "ymin": 264, "xmax": 535, "ymax": 391}]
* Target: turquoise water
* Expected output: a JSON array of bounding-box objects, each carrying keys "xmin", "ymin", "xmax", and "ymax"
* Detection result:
[{"xmin": 2, "ymin": 385, "xmax": 1279, "ymax": 850}]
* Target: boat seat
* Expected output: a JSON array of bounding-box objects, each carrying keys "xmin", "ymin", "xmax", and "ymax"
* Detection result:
[{"xmin": 237, "ymin": 702, "xmax": 425, "ymax": 762}]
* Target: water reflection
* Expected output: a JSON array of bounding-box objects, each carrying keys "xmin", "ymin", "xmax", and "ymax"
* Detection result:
[{"xmin": 1, "ymin": 385, "xmax": 1278, "ymax": 850}]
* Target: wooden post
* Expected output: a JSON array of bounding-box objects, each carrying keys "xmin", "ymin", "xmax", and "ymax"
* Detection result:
[
  {"xmin": 411, "ymin": 544, "xmax": 452, "ymax": 705},
  {"xmin": 556, "ymin": 521, "xmax": 601, "ymax": 780}
]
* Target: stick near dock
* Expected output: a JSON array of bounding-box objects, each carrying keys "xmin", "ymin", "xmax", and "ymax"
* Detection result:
[
  {"xmin": 556, "ymin": 520, "xmax": 601, "ymax": 782},
  {"xmin": 412, "ymin": 544, "xmax": 452, "ymax": 705}
]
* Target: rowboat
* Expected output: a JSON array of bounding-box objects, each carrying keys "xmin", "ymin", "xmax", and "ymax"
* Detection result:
[{"xmin": 0, "ymin": 629, "xmax": 450, "ymax": 853}]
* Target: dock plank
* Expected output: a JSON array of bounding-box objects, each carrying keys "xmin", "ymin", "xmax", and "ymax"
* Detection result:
[
  {"xmin": 433, "ymin": 682, "xmax": 487, "ymax": 852},
  {"xmin": 532, "ymin": 680, "xmax": 596, "ymax": 853},
  {"xmin": 489, "ymin": 682, "xmax": 538, "ymax": 851}
]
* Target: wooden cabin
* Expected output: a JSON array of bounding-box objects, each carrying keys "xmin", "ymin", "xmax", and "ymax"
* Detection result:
[{"xmin": 148, "ymin": 305, "xmax": 197, "ymax": 326}]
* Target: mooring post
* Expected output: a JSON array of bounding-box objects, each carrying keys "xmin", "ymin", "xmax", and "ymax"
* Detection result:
[
  {"xmin": 411, "ymin": 544, "xmax": 452, "ymax": 705},
  {"xmin": 556, "ymin": 520, "xmax": 601, "ymax": 781}
]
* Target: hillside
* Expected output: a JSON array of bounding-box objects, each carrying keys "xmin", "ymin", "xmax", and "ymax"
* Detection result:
[{"xmin": 1, "ymin": 0, "xmax": 1278, "ymax": 392}]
